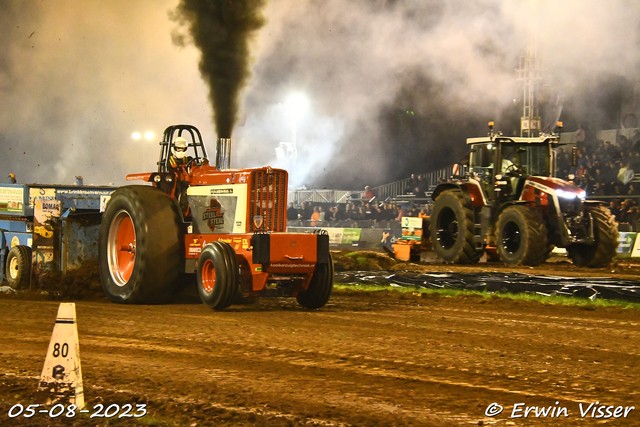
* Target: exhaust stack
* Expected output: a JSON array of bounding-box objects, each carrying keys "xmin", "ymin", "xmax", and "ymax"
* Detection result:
[{"xmin": 216, "ymin": 137, "xmax": 231, "ymax": 170}]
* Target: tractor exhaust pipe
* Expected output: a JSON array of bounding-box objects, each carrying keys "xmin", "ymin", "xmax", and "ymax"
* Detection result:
[{"xmin": 216, "ymin": 137, "xmax": 231, "ymax": 170}]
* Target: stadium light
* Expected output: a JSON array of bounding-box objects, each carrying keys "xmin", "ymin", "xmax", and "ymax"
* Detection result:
[
  {"xmin": 286, "ymin": 93, "xmax": 309, "ymax": 120},
  {"xmin": 283, "ymin": 93, "xmax": 308, "ymax": 164},
  {"xmin": 132, "ymin": 131, "xmax": 155, "ymax": 140}
]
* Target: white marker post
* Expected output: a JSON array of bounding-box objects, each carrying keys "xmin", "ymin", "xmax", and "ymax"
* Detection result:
[{"xmin": 37, "ymin": 303, "xmax": 84, "ymax": 409}]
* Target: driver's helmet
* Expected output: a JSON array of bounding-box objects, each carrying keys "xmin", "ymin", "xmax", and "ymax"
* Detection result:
[{"xmin": 172, "ymin": 137, "xmax": 188, "ymax": 159}]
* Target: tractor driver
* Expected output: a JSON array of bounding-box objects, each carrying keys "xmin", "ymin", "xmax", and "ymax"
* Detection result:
[
  {"xmin": 499, "ymin": 145, "xmax": 524, "ymax": 176},
  {"xmin": 168, "ymin": 136, "xmax": 194, "ymax": 215},
  {"xmin": 168, "ymin": 137, "xmax": 194, "ymax": 173}
]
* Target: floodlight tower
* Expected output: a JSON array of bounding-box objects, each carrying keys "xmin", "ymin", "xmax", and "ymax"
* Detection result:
[{"xmin": 517, "ymin": 28, "xmax": 543, "ymax": 137}]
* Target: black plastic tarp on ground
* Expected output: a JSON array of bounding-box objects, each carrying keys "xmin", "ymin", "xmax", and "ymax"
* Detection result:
[{"xmin": 335, "ymin": 272, "xmax": 640, "ymax": 302}]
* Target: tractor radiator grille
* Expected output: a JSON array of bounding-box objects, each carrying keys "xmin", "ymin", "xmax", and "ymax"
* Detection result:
[{"xmin": 249, "ymin": 170, "xmax": 287, "ymax": 232}]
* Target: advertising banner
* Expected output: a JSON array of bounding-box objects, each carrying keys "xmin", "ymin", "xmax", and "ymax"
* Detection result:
[
  {"xmin": 341, "ymin": 228, "xmax": 362, "ymax": 244},
  {"xmin": 326, "ymin": 228, "xmax": 344, "ymax": 246},
  {"xmin": 0, "ymin": 186, "xmax": 25, "ymax": 214},
  {"xmin": 617, "ymin": 232, "xmax": 637, "ymax": 255},
  {"xmin": 401, "ymin": 217, "xmax": 423, "ymax": 241}
]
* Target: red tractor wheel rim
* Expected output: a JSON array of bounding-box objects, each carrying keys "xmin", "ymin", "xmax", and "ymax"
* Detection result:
[
  {"xmin": 107, "ymin": 210, "xmax": 136, "ymax": 287},
  {"xmin": 201, "ymin": 259, "xmax": 216, "ymax": 293}
]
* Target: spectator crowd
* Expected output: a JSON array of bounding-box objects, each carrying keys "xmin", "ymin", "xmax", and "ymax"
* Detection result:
[
  {"xmin": 286, "ymin": 199, "xmax": 430, "ymax": 228},
  {"xmin": 556, "ymin": 128, "xmax": 640, "ymax": 229},
  {"xmin": 286, "ymin": 127, "xmax": 640, "ymax": 231}
]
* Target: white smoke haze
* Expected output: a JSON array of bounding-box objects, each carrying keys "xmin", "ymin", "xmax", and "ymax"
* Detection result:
[
  {"xmin": 0, "ymin": 0, "xmax": 213, "ymax": 186},
  {"xmin": 1, "ymin": 0, "xmax": 640, "ymax": 189}
]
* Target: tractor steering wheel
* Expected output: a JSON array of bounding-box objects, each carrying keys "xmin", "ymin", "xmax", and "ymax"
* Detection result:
[
  {"xmin": 185, "ymin": 157, "xmax": 195, "ymax": 176},
  {"xmin": 504, "ymin": 163, "xmax": 522, "ymax": 177}
]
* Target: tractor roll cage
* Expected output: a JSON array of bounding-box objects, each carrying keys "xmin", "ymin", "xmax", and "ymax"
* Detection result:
[{"xmin": 158, "ymin": 125, "xmax": 210, "ymax": 173}]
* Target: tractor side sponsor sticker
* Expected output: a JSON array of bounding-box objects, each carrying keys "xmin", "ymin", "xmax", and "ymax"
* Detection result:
[
  {"xmin": 186, "ymin": 236, "xmax": 250, "ymax": 257},
  {"xmin": 269, "ymin": 263, "xmax": 315, "ymax": 268},
  {"xmin": 203, "ymin": 199, "xmax": 224, "ymax": 231}
]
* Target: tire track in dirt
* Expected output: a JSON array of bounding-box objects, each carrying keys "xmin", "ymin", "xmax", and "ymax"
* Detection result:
[{"xmin": 1, "ymin": 297, "xmax": 638, "ymax": 426}]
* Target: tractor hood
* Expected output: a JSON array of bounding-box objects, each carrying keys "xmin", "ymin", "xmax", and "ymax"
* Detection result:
[{"xmin": 525, "ymin": 176, "xmax": 586, "ymax": 198}]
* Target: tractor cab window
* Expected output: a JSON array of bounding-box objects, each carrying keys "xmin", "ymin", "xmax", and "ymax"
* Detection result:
[
  {"xmin": 500, "ymin": 144, "xmax": 549, "ymax": 177},
  {"xmin": 469, "ymin": 143, "xmax": 496, "ymax": 181}
]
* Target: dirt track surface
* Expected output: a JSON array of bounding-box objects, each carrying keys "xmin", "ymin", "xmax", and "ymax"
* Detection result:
[{"xmin": 1, "ymin": 291, "xmax": 639, "ymax": 426}]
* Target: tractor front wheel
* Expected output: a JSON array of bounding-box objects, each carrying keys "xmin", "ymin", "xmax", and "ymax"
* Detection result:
[
  {"xmin": 567, "ymin": 205, "xmax": 618, "ymax": 267},
  {"xmin": 99, "ymin": 186, "xmax": 184, "ymax": 304},
  {"xmin": 197, "ymin": 241, "xmax": 239, "ymax": 310},
  {"xmin": 296, "ymin": 254, "xmax": 334, "ymax": 309},
  {"xmin": 430, "ymin": 190, "xmax": 481, "ymax": 263},
  {"xmin": 496, "ymin": 205, "xmax": 550, "ymax": 266}
]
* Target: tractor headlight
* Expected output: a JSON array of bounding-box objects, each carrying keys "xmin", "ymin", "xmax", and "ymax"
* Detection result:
[
  {"xmin": 153, "ymin": 175, "xmax": 161, "ymax": 183},
  {"xmin": 556, "ymin": 189, "xmax": 584, "ymax": 214},
  {"xmin": 556, "ymin": 189, "xmax": 583, "ymax": 199}
]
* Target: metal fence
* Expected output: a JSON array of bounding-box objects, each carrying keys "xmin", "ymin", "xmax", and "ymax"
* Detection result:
[
  {"xmin": 287, "ymin": 164, "xmax": 464, "ymax": 207},
  {"xmin": 287, "ymin": 189, "xmax": 352, "ymax": 206},
  {"xmin": 371, "ymin": 164, "xmax": 465, "ymax": 202}
]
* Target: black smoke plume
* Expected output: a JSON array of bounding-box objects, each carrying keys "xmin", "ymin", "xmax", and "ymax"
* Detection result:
[{"xmin": 172, "ymin": 0, "xmax": 266, "ymax": 138}]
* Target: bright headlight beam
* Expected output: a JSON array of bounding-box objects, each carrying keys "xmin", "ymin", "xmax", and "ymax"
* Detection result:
[{"xmin": 556, "ymin": 189, "xmax": 583, "ymax": 199}]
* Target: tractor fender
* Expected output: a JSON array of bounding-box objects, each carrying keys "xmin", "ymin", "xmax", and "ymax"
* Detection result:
[
  {"xmin": 431, "ymin": 183, "xmax": 461, "ymax": 201},
  {"xmin": 583, "ymin": 199, "xmax": 608, "ymax": 207},
  {"xmin": 493, "ymin": 200, "xmax": 535, "ymax": 220},
  {"xmin": 432, "ymin": 181, "xmax": 486, "ymax": 207}
]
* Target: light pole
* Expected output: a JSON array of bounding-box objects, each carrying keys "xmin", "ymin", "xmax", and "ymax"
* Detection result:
[{"xmin": 285, "ymin": 93, "xmax": 309, "ymax": 164}]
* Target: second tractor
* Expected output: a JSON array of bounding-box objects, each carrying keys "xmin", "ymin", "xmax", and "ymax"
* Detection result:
[{"xmin": 430, "ymin": 122, "xmax": 618, "ymax": 267}]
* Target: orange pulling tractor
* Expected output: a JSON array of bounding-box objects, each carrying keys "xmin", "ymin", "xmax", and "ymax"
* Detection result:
[{"xmin": 98, "ymin": 125, "xmax": 333, "ymax": 310}]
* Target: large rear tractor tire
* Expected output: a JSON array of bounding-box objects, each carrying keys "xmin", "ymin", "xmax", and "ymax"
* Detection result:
[
  {"xmin": 99, "ymin": 186, "xmax": 184, "ymax": 304},
  {"xmin": 6, "ymin": 245, "xmax": 31, "ymax": 289},
  {"xmin": 197, "ymin": 241, "xmax": 239, "ymax": 310},
  {"xmin": 296, "ymin": 254, "xmax": 334, "ymax": 309},
  {"xmin": 430, "ymin": 190, "xmax": 481, "ymax": 263},
  {"xmin": 567, "ymin": 205, "xmax": 619, "ymax": 268},
  {"xmin": 496, "ymin": 205, "xmax": 550, "ymax": 266}
]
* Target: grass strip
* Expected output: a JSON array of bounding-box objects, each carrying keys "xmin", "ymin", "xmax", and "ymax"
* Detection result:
[{"xmin": 333, "ymin": 283, "xmax": 640, "ymax": 310}]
